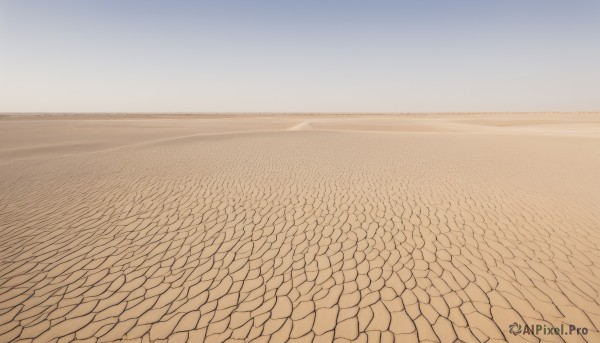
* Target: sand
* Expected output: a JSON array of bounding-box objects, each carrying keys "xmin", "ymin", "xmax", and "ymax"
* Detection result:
[{"xmin": 0, "ymin": 113, "xmax": 599, "ymax": 342}]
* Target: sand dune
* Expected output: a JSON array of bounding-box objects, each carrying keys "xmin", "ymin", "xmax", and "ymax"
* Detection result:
[{"xmin": 0, "ymin": 113, "xmax": 599, "ymax": 342}]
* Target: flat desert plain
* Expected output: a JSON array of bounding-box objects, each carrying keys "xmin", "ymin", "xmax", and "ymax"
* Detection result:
[{"xmin": 0, "ymin": 113, "xmax": 599, "ymax": 343}]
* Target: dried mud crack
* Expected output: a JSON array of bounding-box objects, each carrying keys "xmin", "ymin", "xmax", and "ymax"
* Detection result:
[{"xmin": 1, "ymin": 115, "xmax": 599, "ymax": 342}]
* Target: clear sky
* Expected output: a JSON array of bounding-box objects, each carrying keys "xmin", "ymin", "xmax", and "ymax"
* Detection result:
[{"xmin": 1, "ymin": 0, "xmax": 599, "ymax": 113}]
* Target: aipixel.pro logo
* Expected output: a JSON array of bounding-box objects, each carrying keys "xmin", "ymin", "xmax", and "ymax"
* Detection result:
[{"xmin": 509, "ymin": 322, "xmax": 588, "ymax": 337}]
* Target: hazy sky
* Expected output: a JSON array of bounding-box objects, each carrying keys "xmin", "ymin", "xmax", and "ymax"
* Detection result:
[{"xmin": 1, "ymin": 0, "xmax": 599, "ymax": 112}]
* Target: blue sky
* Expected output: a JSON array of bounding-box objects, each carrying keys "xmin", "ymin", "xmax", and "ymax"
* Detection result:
[{"xmin": 1, "ymin": 0, "xmax": 599, "ymax": 112}]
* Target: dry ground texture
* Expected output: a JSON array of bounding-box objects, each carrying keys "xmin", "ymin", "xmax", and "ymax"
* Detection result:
[{"xmin": 0, "ymin": 113, "xmax": 599, "ymax": 343}]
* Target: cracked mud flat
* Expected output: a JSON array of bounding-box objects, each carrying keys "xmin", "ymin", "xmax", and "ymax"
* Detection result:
[{"xmin": 0, "ymin": 113, "xmax": 599, "ymax": 343}]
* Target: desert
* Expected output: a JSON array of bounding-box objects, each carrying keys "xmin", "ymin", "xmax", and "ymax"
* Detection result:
[{"xmin": 0, "ymin": 113, "xmax": 599, "ymax": 342}]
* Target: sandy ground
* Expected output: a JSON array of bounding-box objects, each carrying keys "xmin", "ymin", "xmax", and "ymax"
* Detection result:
[{"xmin": 0, "ymin": 113, "xmax": 599, "ymax": 343}]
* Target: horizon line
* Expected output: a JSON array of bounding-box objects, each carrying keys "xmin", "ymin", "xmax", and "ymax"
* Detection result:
[{"xmin": 2, "ymin": 111, "xmax": 600, "ymax": 115}]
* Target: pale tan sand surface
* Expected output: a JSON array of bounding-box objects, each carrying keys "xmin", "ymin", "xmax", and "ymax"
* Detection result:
[{"xmin": 0, "ymin": 113, "xmax": 599, "ymax": 342}]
